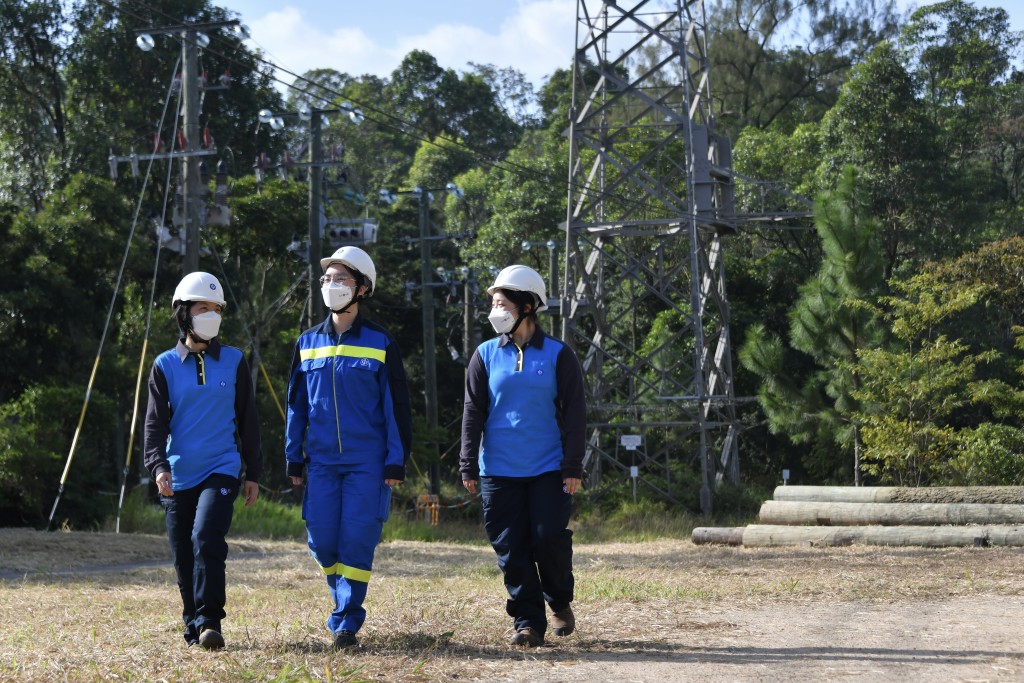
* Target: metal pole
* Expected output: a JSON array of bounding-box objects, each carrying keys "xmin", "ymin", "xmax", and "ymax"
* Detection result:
[
  {"xmin": 463, "ymin": 273, "xmax": 478, "ymax": 362},
  {"xmin": 548, "ymin": 245, "xmax": 558, "ymax": 335},
  {"xmin": 181, "ymin": 30, "xmax": 201, "ymax": 275},
  {"xmin": 308, "ymin": 112, "xmax": 324, "ymax": 328},
  {"xmin": 419, "ymin": 193, "xmax": 440, "ymax": 494}
]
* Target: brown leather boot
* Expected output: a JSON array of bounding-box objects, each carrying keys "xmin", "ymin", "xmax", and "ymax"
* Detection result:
[
  {"xmin": 510, "ymin": 626, "xmax": 544, "ymax": 647},
  {"xmin": 551, "ymin": 607, "xmax": 575, "ymax": 636}
]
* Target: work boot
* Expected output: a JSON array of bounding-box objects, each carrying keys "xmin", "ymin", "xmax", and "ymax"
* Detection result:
[
  {"xmin": 510, "ymin": 627, "xmax": 543, "ymax": 648},
  {"xmin": 333, "ymin": 630, "xmax": 358, "ymax": 650},
  {"xmin": 198, "ymin": 627, "xmax": 225, "ymax": 650},
  {"xmin": 550, "ymin": 607, "xmax": 575, "ymax": 636}
]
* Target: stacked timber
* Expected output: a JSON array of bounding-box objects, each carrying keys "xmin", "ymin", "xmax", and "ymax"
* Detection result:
[{"xmin": 692, "ymin": 486, "xmax": 1024, "ymax": 548}]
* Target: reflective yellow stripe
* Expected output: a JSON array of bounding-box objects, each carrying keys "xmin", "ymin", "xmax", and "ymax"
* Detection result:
[
  {"xmin": 300, "ymin": 345, "xmax": 386, "ymax": 363},
  {"xmin": 319, "ymin": 561, "xmax": 371, "ymax": 583}
]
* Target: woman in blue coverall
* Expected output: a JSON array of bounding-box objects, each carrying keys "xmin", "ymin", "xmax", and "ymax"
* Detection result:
[
  {"xmin": 285, "ymin": 246, "xmax": 412, "ymax": 650},
  {"xmin": 144, "ymin": 271, "xmax": 263, "ymax": 650},
  {"xmin": 461, "ymin": 264, "xmax": 587, "ymax": 648}
]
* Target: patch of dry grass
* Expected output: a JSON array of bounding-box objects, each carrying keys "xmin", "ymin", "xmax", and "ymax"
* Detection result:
[{"xmin": 1, "ymin": 529, "xmax": 1022, "ymax": 681}]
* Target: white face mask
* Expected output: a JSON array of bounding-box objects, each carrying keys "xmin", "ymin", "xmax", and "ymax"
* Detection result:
[
  {"xmin": 488, "ymin": 308, "xmax": 516, "ymax": 334},
  {"xmin": 191, "ymin": 311, "xmax": 222, "ymax": 340},
  {"xmin": 322, "ymin": 283, "xmax": 354, "ymax": 312}
]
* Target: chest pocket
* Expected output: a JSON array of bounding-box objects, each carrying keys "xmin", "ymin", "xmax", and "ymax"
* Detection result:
[
  {"xmin": 522, "ymin": 359, "xmax": 551, "ymax": 383},
  {"xmin": 203, "ymin": 362, "xmax": 236, "ymax": 392}
]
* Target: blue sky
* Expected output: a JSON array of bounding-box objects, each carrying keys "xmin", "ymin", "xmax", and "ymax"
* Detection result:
[
  {"xmin": 218, "ymin": 0, "xmax": 577, "ymax": 90},
  {"xmin": 215, "ymin": 0, "xmax": 1024, "ymax": 94}
]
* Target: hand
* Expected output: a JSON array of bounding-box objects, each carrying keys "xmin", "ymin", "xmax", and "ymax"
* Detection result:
[
  {"xmin": 563, "ymin": 477, "xmax": 581, "ymax": 495},
  {"xmin": 156, "ymin": 472, "xmax": 173, "ymax": 496},
  {"xmin": 290, "ymin": 475, "xmax": 304, "ymax": 487},
  {"xmin": 384, "ymin": 478, "xmax": 402, "ymax": 486},
  {"xmin": 243, "ymin": 480, "xmax": 259, "ymax": 507},
  {"xmin": 463, "ymin": 479, "xmax": 478, "ymax": 494}
]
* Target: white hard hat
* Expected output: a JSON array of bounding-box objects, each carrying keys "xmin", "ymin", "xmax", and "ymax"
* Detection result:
[
  {"xmin": 172, "ymin": 271, "xmax": 227, "ymax": 307},
  {"xmin": 487, "ymin": 264, "xmax": 548, "ymax": 313},
  {"xmin": 320, "ymin": 246, "xmax": 376, "ymax": 295}
]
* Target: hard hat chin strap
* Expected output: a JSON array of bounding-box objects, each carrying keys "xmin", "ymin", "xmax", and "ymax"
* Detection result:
[{"xmin": 331, "ymin": 291, "xmax": 364, "ymax": 316}]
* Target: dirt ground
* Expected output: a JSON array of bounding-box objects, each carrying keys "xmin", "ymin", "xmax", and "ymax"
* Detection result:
[{"xmin": 2, "ymin": 529, "xmax": 1024, "ymax": 682}]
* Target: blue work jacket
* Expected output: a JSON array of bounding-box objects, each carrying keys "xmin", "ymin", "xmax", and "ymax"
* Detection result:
[{"xmin": 285, "ymin": 313, "xmax": 412, "ymax": 482}]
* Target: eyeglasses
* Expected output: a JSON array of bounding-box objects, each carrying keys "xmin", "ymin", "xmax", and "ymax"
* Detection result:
[{"xmin": 320, "ymin": 275, "xmax": 356, "ymax": 286}]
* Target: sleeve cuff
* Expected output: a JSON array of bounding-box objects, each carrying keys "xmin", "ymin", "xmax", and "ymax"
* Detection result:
[
  {"xmin": 286, "ymin": 461, "xmax": 305, "ymax": 478},
  {"xmin": 383, "ymin": 464, "xmax": 405, "ymax": 481}
]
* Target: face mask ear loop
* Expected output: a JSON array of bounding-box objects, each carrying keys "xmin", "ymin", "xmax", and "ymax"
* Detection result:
[
  {"xmin": 507, "ymin": 311, "xmax": 525, "ymax": 336},
  {"xmin": 326, "ymin": 280, "xmax": 365, "ymax": 315},
  {"xmin": 334, "ymin": 291, "xmax": 362, "ymax": 315}
]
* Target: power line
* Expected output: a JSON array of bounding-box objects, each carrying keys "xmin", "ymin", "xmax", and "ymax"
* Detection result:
[{"xmin": 106, "ymin": 0, "xmax": 691, "ymax": 218}]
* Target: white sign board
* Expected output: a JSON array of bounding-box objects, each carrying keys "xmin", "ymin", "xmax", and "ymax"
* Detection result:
[{"xmin": 620, "ymin": 435, "xmax": 642, "ymax": 451}]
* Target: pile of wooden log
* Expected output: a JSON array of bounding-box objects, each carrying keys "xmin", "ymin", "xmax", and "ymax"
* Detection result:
[{"xmin": 692, "ymin": 485, "xmax": 1024, "ymax": 547}]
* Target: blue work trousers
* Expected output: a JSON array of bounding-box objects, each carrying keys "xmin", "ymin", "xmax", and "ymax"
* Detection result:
[
  {"xmin": 161, "ymin": 472, "xmax": 239, "ymax": 644},
  {"xmin": 303, "ymin": 461, "xmax": 391, "ymax": 634},
  {"xmin": 480, "ymin": 471, "xmax": 574, "ymax": 635}
]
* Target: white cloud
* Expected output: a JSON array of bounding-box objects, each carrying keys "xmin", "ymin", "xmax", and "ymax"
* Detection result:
[
  {"xmin": 396, "ymin": 0, "xmax": 575, "ymax": 84},
  {"xmin": 244, "ymin": 0, "xmax": 576, "ymax": 91},
  {"xmin": 248, "ymin": 7, "xmax": 393, "ymax": 85}
]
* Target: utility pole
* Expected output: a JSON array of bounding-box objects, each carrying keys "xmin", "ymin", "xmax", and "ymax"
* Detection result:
[
  {"xmin": 307, "ymin": 112, "xmax": 324, "ymax": 327},
  {"xmin": 124, "ymin": 20, "xmax": 240, "ymax": 269},
  {"xmin": 463, "ymin": 271, "xmax": 480, "ymax": 364},
  {"xmin": 418, "ymin": 191, "xmax": 441, "ymax": 495},
  {"xmin": 257, "ymin": 104, "xmax": 365, "ymax": 326},
  {"xmin": 385, "ymin": 184, "xmax": 465, "ymax": 496},
  {"xmin": 181, "ymin": 29, "xmax": 202, "ymax": 275}
]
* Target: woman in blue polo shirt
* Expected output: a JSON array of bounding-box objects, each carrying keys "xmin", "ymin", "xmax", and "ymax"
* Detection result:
[
  {"xmin": 460, "ymin": 264, "xmax": 587, "ymax": 648},
  {"xmin": 144, "ymin": 271, "xmax": 263, "ymax": 651}
]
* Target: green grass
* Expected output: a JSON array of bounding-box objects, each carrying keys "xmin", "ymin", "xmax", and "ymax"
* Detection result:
[{"xmin": 108, "ymin": 486, "xmax": 742, "ymax": 544}]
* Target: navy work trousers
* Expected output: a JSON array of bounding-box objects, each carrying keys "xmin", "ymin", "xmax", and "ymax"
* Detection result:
[
  {"xmin": 161, "ymin": 472, "xmax": 239, "ymax": 644},
  {"xmin": 303, "ymin": 461, "xmax": 390, "ymax": 635},
  {"xmin": 480, "ymin": 470, "xmax": 574, "ymax": 635}
]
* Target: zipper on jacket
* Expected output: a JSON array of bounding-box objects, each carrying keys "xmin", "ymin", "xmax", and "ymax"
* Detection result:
[{"xmin": 331, "ymin": 336, "xmax": 343, "ymax": 454}]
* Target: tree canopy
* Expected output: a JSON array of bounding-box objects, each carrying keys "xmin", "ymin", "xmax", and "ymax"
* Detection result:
[{"xmin": 1, "ymin": 0, "xmax": 1023, "ymax": 526}]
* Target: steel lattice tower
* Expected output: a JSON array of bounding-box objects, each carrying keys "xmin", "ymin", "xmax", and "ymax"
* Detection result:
[{"xmin": 561, "ymin": 0, "xmax": 739, "ymax": 513}]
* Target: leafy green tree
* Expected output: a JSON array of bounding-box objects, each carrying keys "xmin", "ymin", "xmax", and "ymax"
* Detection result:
[
  {"xmin": 387, "ymin": 50, "xmax": 520, "ymax": 158},
  {"xmin": 819, "ymin": 41, "xmax": 961, "ymax": 275},
  {"xmin": 286, "ymin": 68, "xmax": 353, "ymax": 111},
  {"xmin": 739, "ymin": 167, "xmax": 885, "ymax": 483},
  {"xmin": 0, "ymin": 0, "xmax": 67, "ymax": 209},
  {"xmin": 708, "ymin": 0, "xmax": 901, "ymax": 137},
  {"xmin": 899, "ymin": 0, "xmax": 1024, "ymax": 234},
  {"xmin": 468, "ymin": 62, "xmax": 539, "ymax": 129},
  {"xmin": 54, "ymin": 0, "xmax": 280, "ymax": 207},
  {"xmin": 0, "ymin": 384, "xmax": 118, "ymax": 527},
  {"xmin": 852, "ymin": 275, "xmax": 1019, "ymax": 485},
  {"xmin": 465, "ymin": 130, "xmax": 567, "ymax": 272},
  {"xmin": 900, "ymin": 0, "xmax": 1021, "ymax": 162}
]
